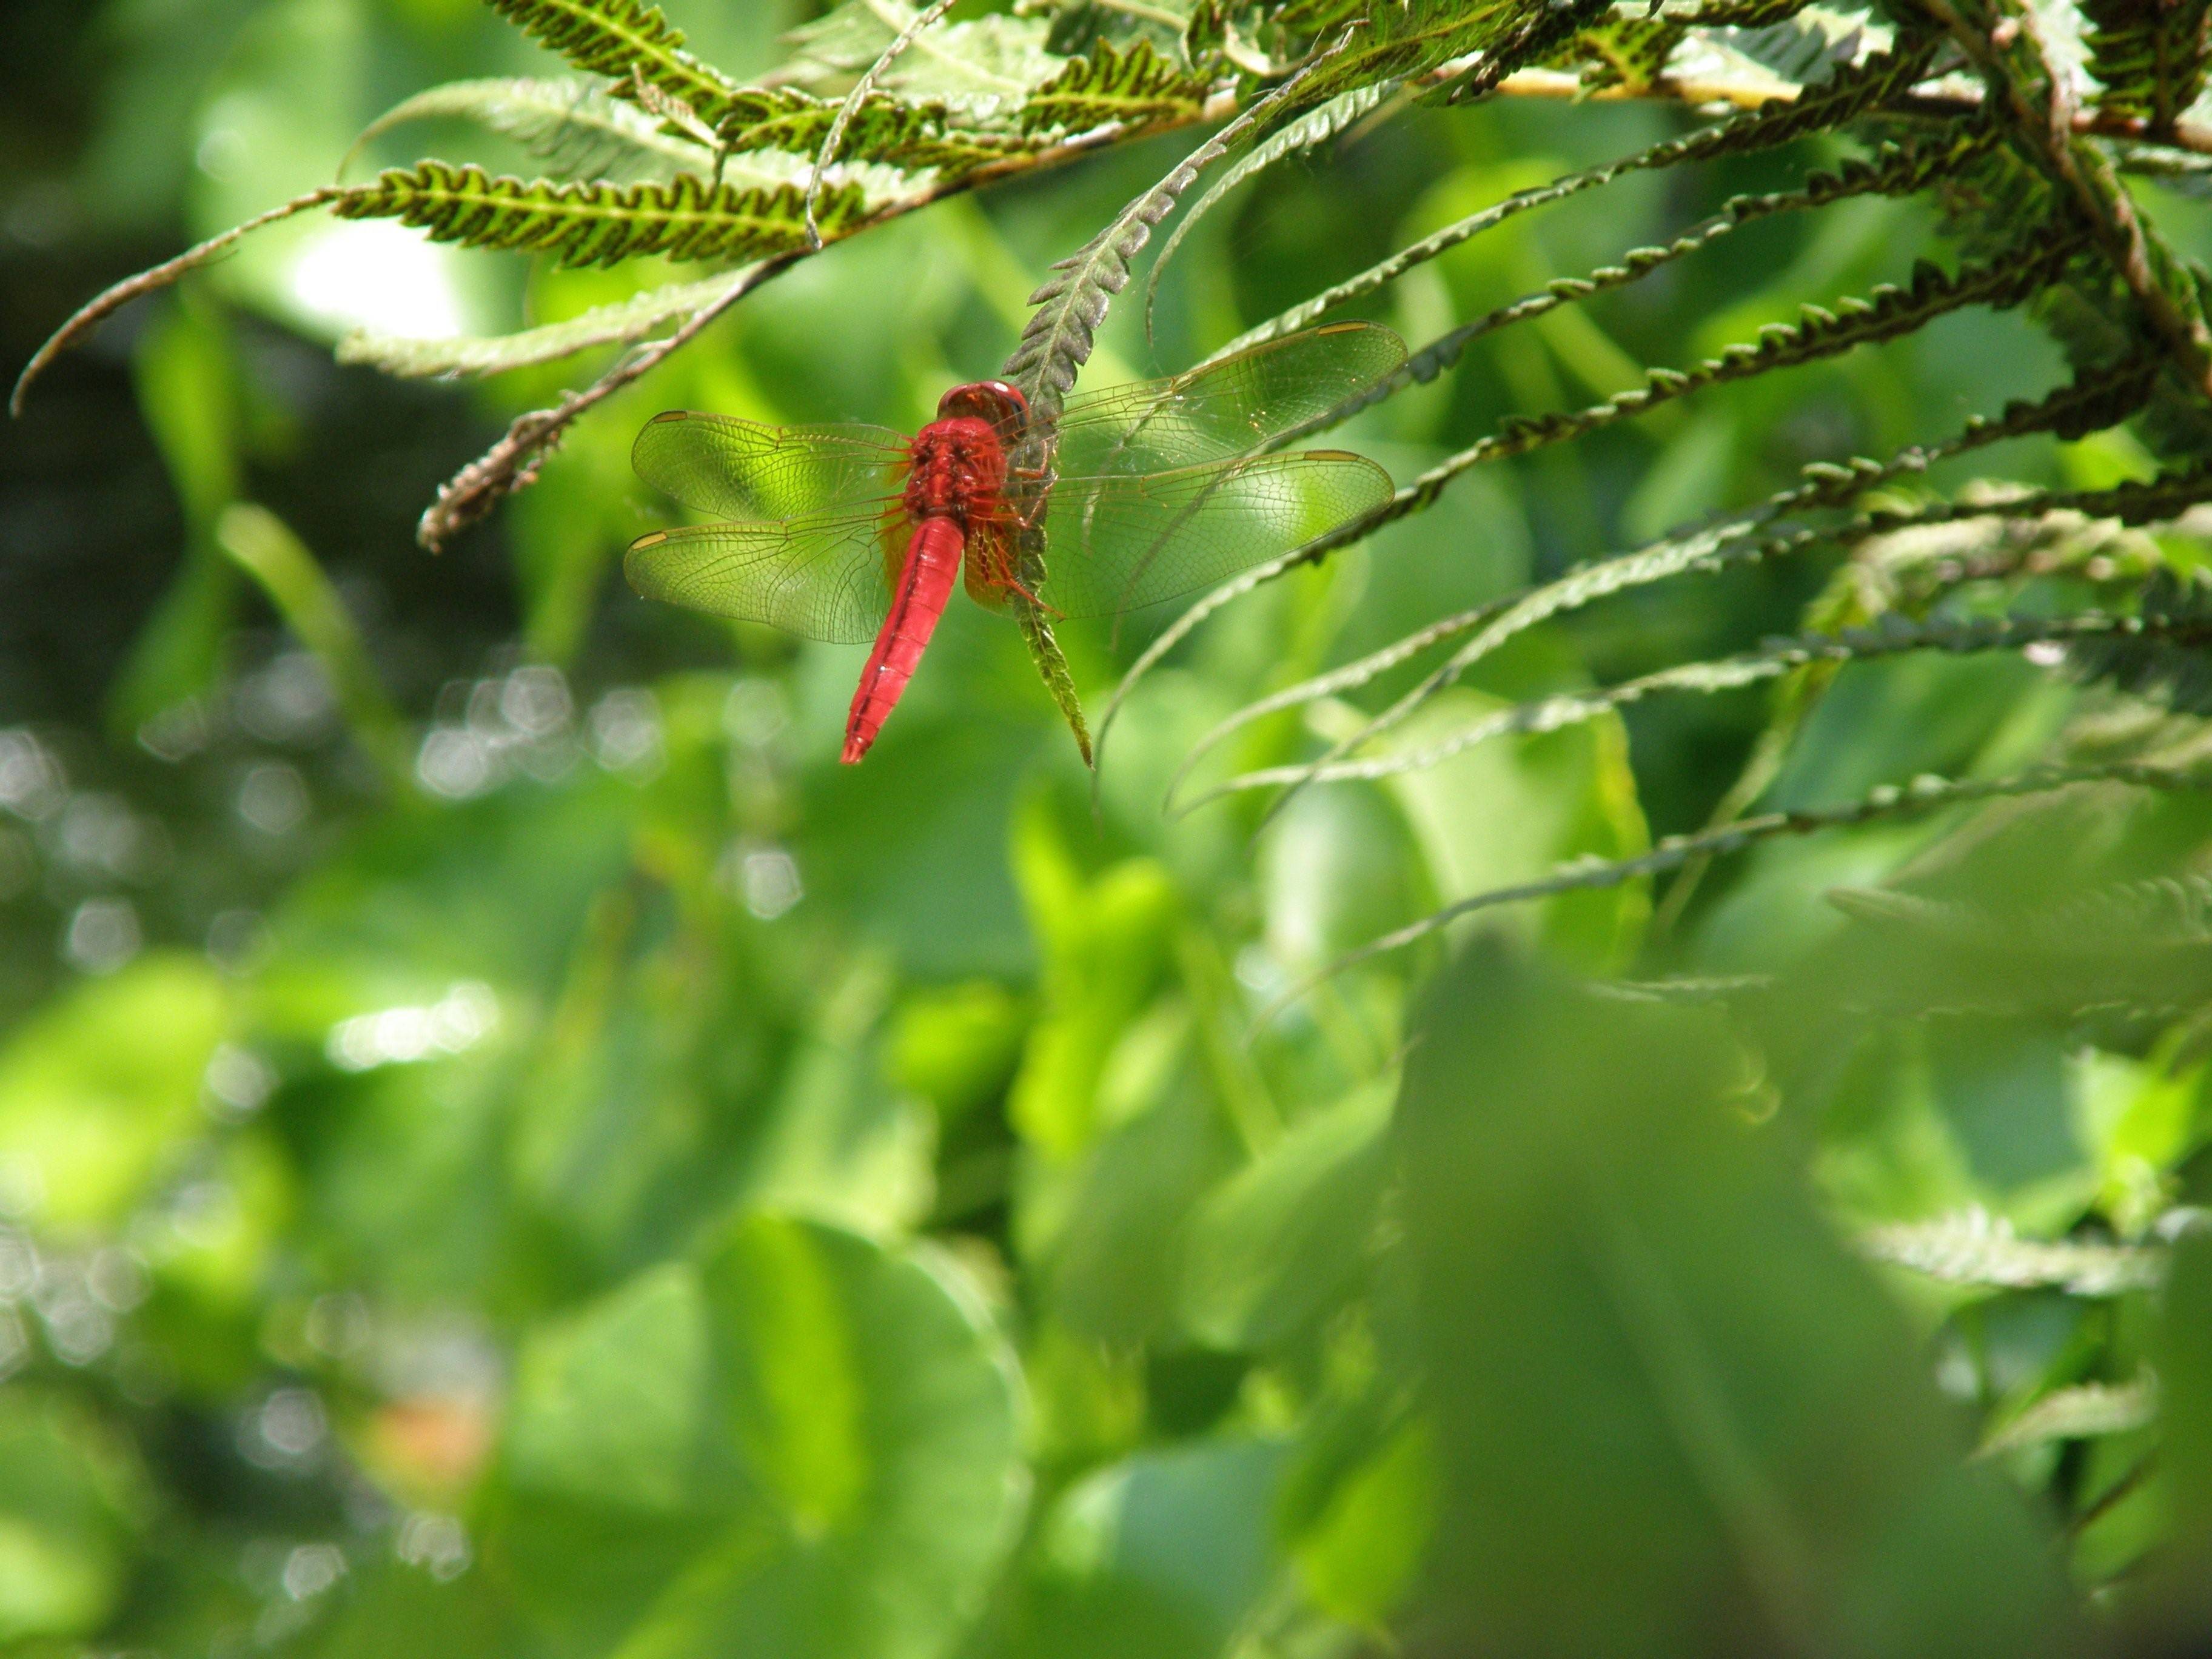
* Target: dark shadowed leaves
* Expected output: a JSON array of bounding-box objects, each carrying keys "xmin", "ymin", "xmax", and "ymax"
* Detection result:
[{"xmin": 1398, "ymin": 945, "xmax": 2085, "ymax": 1659}]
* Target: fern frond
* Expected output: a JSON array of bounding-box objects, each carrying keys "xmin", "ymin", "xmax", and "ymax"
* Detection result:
[
  {"xmin": 803, "ymin": 0, "xmax": 963, "ymax": 245},
  {"xmin": 336, "ymin": 271, "xmax": 740, "ymax": 378},
  {"xmin": 1121, "ymin": 355, "xmax": 2155, "ymax": 789},
  {"xmin": 1202, "ymin": 36, "xmax": 1947, "ymax": 364},
  {"xmin": 2067, "ymin": 567, "xmax": 2212, "ymax": 712},
  {"xmin": 1257, "ymin": 759, "xmax": 2212, "ymax": 1027},
  {"xmin": 2082, "ymin": 0, "xmax": 2212, "ymax": 138},
  {"xmin": 1911, "ymin": 0, "xmax": 2212, "ymax": 397},
  {"xmin": 1181, "ymin": 607, "xmax": 2212, "ymax": 805},
  {"xmin": 331, "ymin": 162, "xmax": 868, "ymax": 267},
  {"xmin": 1014, "ymin": 598, "xmax": 1091, "ymax": 765},
  {"xmin": 342, "ymin": 77, "xmax": 709, "ymax": 183},
  {"xmin": 484, "ymin": 0, "xmax": 741, "ymax": 127},
  {"xmin": 1585, "ymin": 973, "xmax": 1777, "ymax": 1003},
  {"xmin": 1980, "ymin": 1378, "xmax": 2157, "ymax": 1456},
  {"xmin": 1242, "ymin": 238, "xmax": 2091, "ymax": 813},
  {"xmin": 1282, "ymin": 126, "xmax": 2000, "ymax": 437},
  {"xmin": 1691, "ymin": 3, "xmax": 1889, "ymax": 85},
  {"xmin": 1860, "ymin": 1210, "xmax": 2166, "ymax": 1295},
  {"xmin": 1144, "ymin": 79, "xmax": 1402, "ymax": 336},
  {"xmin": 1406, "ymin": 0, "xmax": 1619, "ymax": 105},
  {"xmin": 12, "ymin": 188, "xmax": 342, "ymax": 415},
  {"xmin": 775, "ymin": 1, "xmax": 1061, "ymax": 104},
  {"xmin": 1470, "ymin": 241, "xmax": 2082, "ymax": 459},
  {"xmin": 1002, "ymin": 35, "xmax": 1341, "ymax": 420},
  {"xmin": 716, "ymin": 86, "xmax": 1027, "ymax": 173},
  {"xmin": 1829, "ymin": 867, "xmax": 2212, "ymax": 953},
  {"xmin": 1020, "ymin": 36, "xmax": 1213, "ymax": 134},
  {"xmin": 1670, "ymin": 0, "xmax": 1828, "ymax": 29},
  {"xmin": 1544, "ymin": 11, "xmax": 1686, "ymax": 93}
]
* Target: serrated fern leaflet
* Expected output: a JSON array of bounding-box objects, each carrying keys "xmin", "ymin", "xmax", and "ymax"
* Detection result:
[{"xmin": 333, "ymin": 163, "xmax": 868, "ymax": 267}]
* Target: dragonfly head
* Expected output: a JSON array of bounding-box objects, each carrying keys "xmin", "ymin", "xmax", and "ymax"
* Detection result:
[{"xmin": 936, "ymin": 379, "xmax": 1028, "ymax": 440}]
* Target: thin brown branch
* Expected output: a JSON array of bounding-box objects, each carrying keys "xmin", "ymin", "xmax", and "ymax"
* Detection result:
[{"xmin": 416, "ymin": 254, "xmax": 788, "ymax": 551}]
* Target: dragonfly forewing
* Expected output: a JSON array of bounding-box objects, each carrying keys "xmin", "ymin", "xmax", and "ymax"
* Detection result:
[
  {"xmin": 632, "ymin": 411, "xmax": 909, "ymax": 521},
  {"xmin": 1050, "ymin": 320, "xmax": 1406, "ymax": 480},
  {"xmin": 1036, "ymin": 449, "xmax": 1394, "ymax": 618}
]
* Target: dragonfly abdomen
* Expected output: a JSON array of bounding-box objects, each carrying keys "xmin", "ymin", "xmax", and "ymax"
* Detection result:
[{"xmin": 843, "ymin": 515, "xmax": 963, "ymax": 764}]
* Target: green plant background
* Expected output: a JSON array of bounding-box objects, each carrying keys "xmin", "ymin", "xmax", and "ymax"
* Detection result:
[{"xmin": 8, "ymin": 1, "xmax": 2212, "ymax": 1654}]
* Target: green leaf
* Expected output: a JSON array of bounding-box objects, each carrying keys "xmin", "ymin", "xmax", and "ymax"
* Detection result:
[
  {"xmin": 109, "ymin": 297, "xmax": 244, "ymax": 731},
  {"xmin": 0, "ymin": 954, "xmax": 226, "ymax": 1233},
  {"xmin": 1008, "ymin": 801, "xmax": 1178, "ymax": 1159},
  {"xmin": 497, "ymin": 1214, "xmax": 1022, "ymax": 1659},
  {"xmin": 287, "ymin": 1556, "xmax": 536, "ymax": 1659},
  {"xmin": 0, "ymin": 1393, "xmax": 147, "ymax": 1644},
  {"xmin": 2142, "ymin": 1227, "xmax": 2212, "ymax": 1623},
  {"xmin": 1046, "ymin": 1084, "xmax": 1242, "ymax": 1349},
  {"xmin": 331, "ymin": 162, "xmax": 869, "ymax": 268},
  {"xmin": 1400, "ymin": 945, "xmax": 2086, "ymax": 1657},
  {"xmin": 1010, "ymin": 1439, "xmax": 1291, "ymax": 1659},
  {"xmin": 1289, "ymin": 1412, "xmax": 1437, "ymax": 1627},
  {"xmin": 728, "ymin": 960, "xmax": 937, "ymax": 1237},
  {"xmin": 1178, "ymin": 1078, "xmax": 1394, "ymax": 1350},
  {"xmin": 1316, "ymin": 688, "xmax": 1652, "ymax": 973},
  {"xmin": 216, "ymin": 503, "xmax": 409, "ymax": 786},
  {"xmin": 888, "ymin": 980, "xmax": 1028, "ymax": 1128}
]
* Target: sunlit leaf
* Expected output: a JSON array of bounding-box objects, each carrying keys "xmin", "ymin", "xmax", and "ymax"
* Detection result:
[
  {"xmin": 0, "ymin": 954, "xmax": 226, "ymax": 1233},
  {"xmin": 496, "ymin": 1214, "xmax": 1023, "ymax": 1659}
]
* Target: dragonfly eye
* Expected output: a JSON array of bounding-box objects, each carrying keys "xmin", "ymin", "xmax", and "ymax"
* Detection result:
[{"xmin": 936, "ymin": 379, "xmax": 1028, "ymax": 435}]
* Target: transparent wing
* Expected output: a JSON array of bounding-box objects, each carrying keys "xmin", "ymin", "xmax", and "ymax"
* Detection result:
[
  {"xmin": 1037, "ymin": 449, "xmax": 1394, "ymax": 618},
  {"xmin": 632, "ymin": 411, "xmax": 908, "ymax": 520},
  {"xmin": 623, "ymin": 508, "xmax": 896, "ymax": 644},
  {"xmin": 1048, "ymin": 321, "xmax": 1406, "ymax": 479}
]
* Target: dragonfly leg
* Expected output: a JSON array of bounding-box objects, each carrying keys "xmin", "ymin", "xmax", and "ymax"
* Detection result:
[{"xmin": 1004, "ymin": 572, "xmax": 1061, "ymax": 616}]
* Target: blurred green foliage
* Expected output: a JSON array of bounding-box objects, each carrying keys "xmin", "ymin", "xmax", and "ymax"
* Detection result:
[{"xmin": 8, "ymin": 1, "xmax": 2212, "ymax": 1655}]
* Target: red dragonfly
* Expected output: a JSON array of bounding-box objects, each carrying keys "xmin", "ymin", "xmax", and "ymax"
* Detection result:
[{"xmin": 626, "ymin": 320, "xmax": 1403, "ymax": 763}]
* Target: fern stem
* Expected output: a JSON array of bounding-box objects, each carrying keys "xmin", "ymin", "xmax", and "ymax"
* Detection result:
[
  {"xmin": 804, "ymin": 0, "xmax": 961, "ymax": 249},
  {"xmin": 1244, "ymin": 238, "xmax": 2093, "ymax": 831},
  {"xmin": 10, "ymin": 188, "xmax": 342, "ymax": 415},
  {"xmin": 1125, "ymin": 357, "xmax": 2152, "ymax": 802},
  {"xmin": 1256, "ymin": 759, "xmax": 2212, "ymax": 1028},
  {"xmin": 1183, "ymin": 609, "xmax": 2212, "ymax": 803},
  {"xmin": 1908, "ymin": 0, "xmax": 2212, "ymax": 395},
  {"xmin": 1201, "ymin": 43, "xmax": 1948, "ymax": 367}
]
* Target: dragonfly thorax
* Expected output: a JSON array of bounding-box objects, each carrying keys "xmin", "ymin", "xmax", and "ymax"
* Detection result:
[{"xmin": 904, "ymin": 415, "xmax": 1010, "ymax": 528}]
